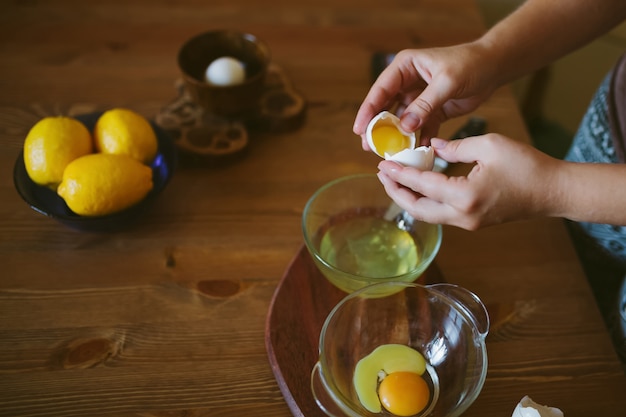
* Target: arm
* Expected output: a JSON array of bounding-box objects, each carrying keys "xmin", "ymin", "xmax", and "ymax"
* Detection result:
[
  {"xmin": 551, "ymin": 161, "xmax": 626, "ymax": 225},
  {"xmin": 353, "ymin": 0, "xmax": 626, "ymax": 140},
  {"xmin": 480, "ymin": 0, "xmax": 626, "ymax": 87}
]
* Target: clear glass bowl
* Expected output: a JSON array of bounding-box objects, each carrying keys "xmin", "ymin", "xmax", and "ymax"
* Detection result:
[
  {"xmin": 311, "ymin": 281, "xmax": 490, "ymax": 417},
  {"xmin": 302, "ymin": 174, "xmax": 442, "ymax": 293}
]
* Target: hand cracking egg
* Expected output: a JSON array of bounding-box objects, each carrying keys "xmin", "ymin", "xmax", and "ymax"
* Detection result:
[{"xmin": 365, "ymin": 111, "xmax": 435, "ymax": 170}]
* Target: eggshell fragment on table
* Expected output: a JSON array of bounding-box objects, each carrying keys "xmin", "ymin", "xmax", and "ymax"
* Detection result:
[
  {"xmin": 512, "ymin": 396, "xmax": 564, "ymax": 417},
  {"xmin": 384, "ymin": 146, "xmax": 435, "ymax": 171},
  {"xmin": 365, "ymin": 111, "xmax": 416, "ymax": 158}
]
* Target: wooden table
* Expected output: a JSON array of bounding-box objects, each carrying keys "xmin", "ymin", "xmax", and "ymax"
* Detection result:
[{"xmin": 1, "ymin": 1, "xmax": 625, "ymax": 416}]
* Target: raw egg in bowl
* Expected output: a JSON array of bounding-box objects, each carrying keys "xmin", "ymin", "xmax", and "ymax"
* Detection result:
[{"xmin": 311, "ymin": 281, "xmax": 490, "ymax": 417}]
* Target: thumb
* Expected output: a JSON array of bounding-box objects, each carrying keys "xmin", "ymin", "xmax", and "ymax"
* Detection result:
[
  {"xmin": 399, "ymin": 76, "xmax": 456, "ymax": 132},
  {"xmin": 431, "ymin": 137, "xmax": 480, "ymax": 165}
]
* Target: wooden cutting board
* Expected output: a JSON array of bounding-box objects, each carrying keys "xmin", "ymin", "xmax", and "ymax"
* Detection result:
[{"xmin": 265, "ymin": 244, "xmax": 444, "ymax": 417}]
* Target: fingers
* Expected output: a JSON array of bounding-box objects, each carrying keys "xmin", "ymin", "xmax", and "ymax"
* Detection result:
[
  {"xmin": 419, "ymin": 122, "xmax": 442, "ymax": 144},
  {"xmin": 430, "ymin": 136, "xmax": 493, "ymax": 165},
  {"xmin": 376, "ymin": 169, "xmax": 461, "ymax": 226},
  {"xmin": 399, "ymin": 74, "xmax": 456, "ymax": 133},
  {"xmin": 361, "ymin": 135, "xmax": 371, "ymax": 151},
  {"xmin": 354, "ymin": 59, "xmax": 458, "ymax": 142},
  {"xmin": 353, "ymin": 100, "xmax": 380, "ymax": 136},
  {"xmin": 379, "ymin": 160, "xmax": 465, "ymax": 205},
  {"xmin": 353, "ymin": 66, "xmax": 403, "ymax": 135}
]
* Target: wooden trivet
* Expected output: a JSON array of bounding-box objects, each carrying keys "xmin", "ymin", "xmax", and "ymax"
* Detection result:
[{"xmin": 155, "ymin": 64, "xmax": 306, "ymax": 158}]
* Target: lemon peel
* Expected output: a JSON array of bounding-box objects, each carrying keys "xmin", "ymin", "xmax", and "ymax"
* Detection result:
[
  {"xmin": 57, "ymin": 153, "xmax": 153, "ymax": 216},
  {"xmin": 23, "ymin": 116, "xmax": 93, "ymax": 188},
  {"xmin": 94, "ymin": 108, "xmax": 158, "ymax": 164}
]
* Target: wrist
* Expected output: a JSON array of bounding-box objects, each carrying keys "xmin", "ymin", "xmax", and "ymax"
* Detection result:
[
  {"xmin": 465, "ymin": 37, "xmax": 513, "ymax": 89},
  {"xmin": 526, "ymin": 155, "xmax": 571, "ymax": 219}
]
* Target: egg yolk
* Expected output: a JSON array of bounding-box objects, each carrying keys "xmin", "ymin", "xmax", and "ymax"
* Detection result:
[
  {"xmin": 371, "ymin": 125, "xmax": 411, "ymax": 156},
  {"xmin": 378, "ymin": 371, "xmax": 430, "ymax": 416},
  {"xmin": 353, "ymin": 344, "xmax": 427, "ymax": 413}
]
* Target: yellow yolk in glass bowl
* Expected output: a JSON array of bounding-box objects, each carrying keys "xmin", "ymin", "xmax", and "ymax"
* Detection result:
[
  {"xmin": 378, "ymin": 371, "xmax": 430, "ymax": 416},
  {"xmin": 353, "ymin": 344, "xmax": 430, "ymax": 415}
]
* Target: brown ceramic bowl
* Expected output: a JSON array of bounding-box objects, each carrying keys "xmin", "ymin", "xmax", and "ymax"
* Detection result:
[{"xmin": 177, "ymin": 30, "xmax": 271, "ymax": 117}]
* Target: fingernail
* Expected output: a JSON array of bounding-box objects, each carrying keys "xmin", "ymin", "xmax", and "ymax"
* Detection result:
[
  {"xmin": 430, "ymin": 138, "xmax": 448, "ymax": 149},
  {"xmin": 378, "ymin": 160, "xmax": 401, "ymax": 173},
  {"xmin": 400, "ymin": 113, "xmax": 421, "ymax": 131}
]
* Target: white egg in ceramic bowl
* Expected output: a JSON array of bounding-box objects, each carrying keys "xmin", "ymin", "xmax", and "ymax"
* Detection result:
[
  {"xmin": 365, "ymin": 111, "xmax": 434, "ymax": 170},
  {"xmin": 204, "ymin": 56, "xmax": 246, "ymax": 86}
]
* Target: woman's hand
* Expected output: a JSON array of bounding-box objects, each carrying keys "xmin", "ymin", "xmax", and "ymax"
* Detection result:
[
  {"xmin": 353, "ymin": 44, "xmax": 497, "ymax": 146},
  {"xmin": 376, "ymin": 135, "xmax": 563, "ymax": 230},
  {"xmin": 353, "ymin": 0, "xmax": 626, "ymax": 148}
]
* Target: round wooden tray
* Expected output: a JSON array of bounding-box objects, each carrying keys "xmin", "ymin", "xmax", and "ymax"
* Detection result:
[{"xmin": 264, "ymin": 244, "xmax": 444, "ymax": 417}]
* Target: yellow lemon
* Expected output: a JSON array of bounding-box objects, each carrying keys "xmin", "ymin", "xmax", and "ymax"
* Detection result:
[
  {"xmin": 23, "ymin": 116, "xmax": 93, "ymax": 188},
  {"xmin": 94, "ymin": 108, "xmax": 158, "ymax": 164},
  {"xmin": 57, "ymin": 153, "xmax": 154, "ymax": 216}
]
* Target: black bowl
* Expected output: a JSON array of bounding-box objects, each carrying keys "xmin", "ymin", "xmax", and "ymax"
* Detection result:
[{"xmin": 14, "ymin": 112, "xmax": 177, "ymax": 232}]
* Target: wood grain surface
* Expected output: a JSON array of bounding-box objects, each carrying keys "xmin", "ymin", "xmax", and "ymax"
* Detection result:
[{"xmin": 1, "ymin": 1, "xmax": 625, "ymax": 416}]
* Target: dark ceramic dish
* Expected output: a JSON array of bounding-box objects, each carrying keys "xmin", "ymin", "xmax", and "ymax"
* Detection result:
[
  {"xmin": 177, "ymin": 30, "xmax": 271, "ymax": 117},
  {"xmin": 13, "ymin": 112, "xmax": 176, "ymax": 232}
]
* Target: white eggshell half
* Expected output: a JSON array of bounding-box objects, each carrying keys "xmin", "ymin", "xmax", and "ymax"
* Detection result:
[
  {"xmin": 365, "ymin": 111, "xmax": 416, "ymax": 158},
  {"xmin": 384, "ymin": 146, "xmax": 435, "ymax": 170},
  {"xmin": 433, "ymin": 156, "xmax": 448, "ymax": 172},
  {"xmin": 512, "ymin": 396, "xmax": 564, "ymax": 417}
]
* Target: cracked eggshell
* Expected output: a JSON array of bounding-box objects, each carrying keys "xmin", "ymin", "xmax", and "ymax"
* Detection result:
[
  {"xmin": 384, "ymin": 146, "xmax": 435, "ymax": 170},
  {"xmin": 512, "ymin": 396, "xmax": 564, "ymax": 417},
  {"xmin": 365, "ymin": 111, "xmax": 416, "ymax": 158}
]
